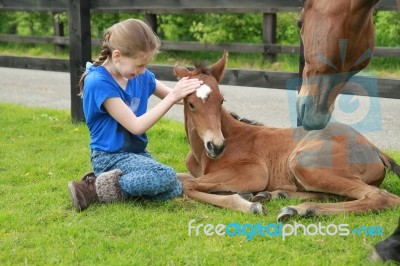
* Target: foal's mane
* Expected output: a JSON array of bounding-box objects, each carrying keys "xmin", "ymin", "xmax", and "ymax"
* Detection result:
[
  {"xmin": 230, "ymin": 112, "xmax": 264, "ymax": 126},
  {"xmin": 192, "ymin": 62, "xmax": 211, "ymax": 76}
]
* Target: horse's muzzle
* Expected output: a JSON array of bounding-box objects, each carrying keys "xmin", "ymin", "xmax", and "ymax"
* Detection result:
[
  {"xmin": 205, "ymin": 140, "xmax": 226, "ymax": 159},
  {"xmin": 297, "ymin": 96, "xmax": 331, "ymax": 131}
]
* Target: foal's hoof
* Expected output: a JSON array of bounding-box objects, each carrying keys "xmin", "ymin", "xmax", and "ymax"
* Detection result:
[
  {"xmin": 251, "ymin": 191, "xmax": 271, "ymax": 203},
  {"xmin": 276, "ymin": 191, "xmax": 289, "ymax": 199},
  {"xmin": 239, "ymin": 192, "xmax": 254, "ymax": 201},
  {"xmin": 250, "ymin": 202, "xmax": 265, "ymax": 215},
  {"xmin": 277, "ymin": 207, "xmax": 298, "ymax": 222}
]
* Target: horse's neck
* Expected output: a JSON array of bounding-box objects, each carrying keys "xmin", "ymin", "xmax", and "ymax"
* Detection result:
[
  {"xmin": 349, "ymin": 0, "xmax": 377, "ymax": 29},
  {"xmin": 220, "ymin": 108, "xmax": 276, "ymax": 139},
  {"xmin": 221, "ymin": 109, "xmax": 304, "ymax": 169},
  {"xmin": 220, "ymin": 108, "xmax": 247, "ymax": 136},
  {"xmin": 351, "ymin": 0, "xmax": 379, "ymax": 11}
]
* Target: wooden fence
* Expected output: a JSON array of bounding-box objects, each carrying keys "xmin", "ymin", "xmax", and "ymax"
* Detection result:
[{"xmin": 1, "ymin": 0, "xmax": 399, "ymax": 122}]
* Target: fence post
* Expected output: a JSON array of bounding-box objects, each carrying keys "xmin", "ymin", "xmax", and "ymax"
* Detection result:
[
  {"xmin": 67, "ymin": 0, "xmax": 91, "ymax": 123},
  {"xmin": 262, "ymin": 12, "xmax": 277, "ymax": 62},
  {"xmin": 53, "ymin": 12, "xmax": 65, "ymax": 53},
  {"xmin": 145, "ymin": 14, "xmax": 158, "ymax": 34}
]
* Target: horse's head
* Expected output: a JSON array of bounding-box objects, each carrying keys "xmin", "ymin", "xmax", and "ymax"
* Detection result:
[
  {"xmin": 297, "ymin": 0, "xmax": 378, "ymax": 130},
  {"xmin": 174, "ymin": 51, "xmax": 228, "ymax": 159}
]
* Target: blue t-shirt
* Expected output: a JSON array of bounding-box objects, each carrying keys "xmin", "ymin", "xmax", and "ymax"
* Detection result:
[{"xmin": 82, "ymin": 65, "xmax": 156, "ymax": 153}]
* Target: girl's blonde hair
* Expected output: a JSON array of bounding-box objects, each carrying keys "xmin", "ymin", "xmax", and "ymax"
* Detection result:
[{"xmin": 79, "ymin": 18, "xmax": 161, "ymax": 94}]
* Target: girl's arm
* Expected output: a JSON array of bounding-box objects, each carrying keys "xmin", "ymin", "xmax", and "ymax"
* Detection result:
[
  {"xmin": 153, "ymin": 79, "xmax": 171, "ymax": 99},
  {"xmin": 154, "ymin": 79, "xmax": 185, "ymax": 105},
  {"xmin": 103, "ymin": 77, "xmax": 202, "ymax": 135}
]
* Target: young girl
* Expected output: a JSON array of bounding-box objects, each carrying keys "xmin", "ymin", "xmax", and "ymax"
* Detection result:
[{"xmin": 68, "ymin": 18, "xmax": 203, "ymax": 211}]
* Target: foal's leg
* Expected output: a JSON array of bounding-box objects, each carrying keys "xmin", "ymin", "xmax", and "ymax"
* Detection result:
[
  {"xmin": 277, "ymin": 162, "xmax": 400, "ymax": 221},
  {"xmin": 182, "ymin": 163, "xmax": 268, "ymax": 214},
  {"xmin": 177, "ymin": 173, "xmax": 195, "ymax": 183},
  {"xmin": 185, "ymin": 151, "xmax": 202, "ymax": 177}
]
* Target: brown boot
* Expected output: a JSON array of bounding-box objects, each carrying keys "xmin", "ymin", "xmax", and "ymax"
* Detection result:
[{"xmin": 68, "ymin": 172, "xmax": 98, "ymax": 212}]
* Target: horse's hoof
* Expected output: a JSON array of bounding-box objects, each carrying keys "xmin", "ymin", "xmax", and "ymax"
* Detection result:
[
  {"xmin": 277, "ymin": 207, "xmax": 298, "ymax": 222},
  {"xmin": 277, "ymin": 191, "xmax": 289, "ymax": 199},
  {"xmin": 250, "ymin": 202, "xmax": 265, "ymax": 215},
  {"xmin": 239, "ymin": 192, "xmax": 254, "ymax": 201},
  {"xmin": 251, "ymin": 191, "xmax": 271, "ymax": 203}
]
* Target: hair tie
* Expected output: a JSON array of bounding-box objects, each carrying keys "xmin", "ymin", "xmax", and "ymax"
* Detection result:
[{"xmin": 86, "ymin": 61, "xmax": 94, "ymax": 71}]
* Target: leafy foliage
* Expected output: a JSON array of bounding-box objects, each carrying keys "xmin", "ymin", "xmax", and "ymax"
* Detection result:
[
  {"xmin": 189, "ymin": 13, "xmax": 262, "ymax": 43},
  {"xmin": 374, "ymin": 11, "xmax": 400, "ymax": 47},
  {"xmin": 276, "ymin": 13, "xmax": 300, "ymax": 44},
  {"xmin": 1, "ymin": 11, "xmax": 53, "ymax": 35},
  {"xmin": 158, "ymin": 12, "xmax": 298, "ymax": 44},
  {"xmin": 158, "ymin": 14, "xmax": 200, "ymax": 41},
  {"xmin": 0, "ymin": 10, "xmax": 399, "ymax": 76},
  {"xmin": 1, "ymin": 11, "xmax": 399, "ymax": 47}
]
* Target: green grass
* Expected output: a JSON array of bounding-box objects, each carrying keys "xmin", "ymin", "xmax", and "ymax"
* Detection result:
[{"xmin": 1, "ymin": 103, "xmax": 400, "ymax": 265}]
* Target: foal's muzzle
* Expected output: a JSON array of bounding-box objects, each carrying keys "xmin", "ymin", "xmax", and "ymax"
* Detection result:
[{"xmin": 205, "ymin": 140, "xmax": 226, "ymax": 159}]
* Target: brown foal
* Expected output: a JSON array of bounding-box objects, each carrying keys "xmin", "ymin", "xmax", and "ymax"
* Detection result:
[{"xmin": 175, "ymin": 52, "xmax": 400, "ymax": 221}]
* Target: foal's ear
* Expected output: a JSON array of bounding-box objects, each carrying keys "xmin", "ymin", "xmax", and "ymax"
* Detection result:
[
  {"xmin": 209, "ymin": 51, "xmax": 228, "ymax": 83},
  {"xmin": 173, "ymin": 65, "xmax": 191, "ymax": 80}
]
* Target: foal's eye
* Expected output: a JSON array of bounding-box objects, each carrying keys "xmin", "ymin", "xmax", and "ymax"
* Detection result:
[{"xmin": 188, "ymin": 102, "xmax": 195, "ymax": 110}]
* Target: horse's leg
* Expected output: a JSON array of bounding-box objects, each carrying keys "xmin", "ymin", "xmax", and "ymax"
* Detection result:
[
  {"xmin": 252, "ymin": 190, "xmax": 345, "ymax": 203},
  {"xmin": 277, "ymin": 160, "xmax": 400, "ymax": 221},
  {"xmin": 182, "ymin": 163, "xmax": 268, "ymax": 214}
]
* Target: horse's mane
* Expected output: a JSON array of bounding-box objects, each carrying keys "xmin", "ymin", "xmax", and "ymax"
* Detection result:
[
  {"xmin": 230, "ymin": 112, "xmax": 264, "ymax": 126},
  {"xmin": 192, "ymin": 62, "xmax": 211, "ymax": 76}
]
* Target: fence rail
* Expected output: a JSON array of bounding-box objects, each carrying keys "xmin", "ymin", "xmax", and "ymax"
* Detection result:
[
  {"xmin": 1, "ymin": 0, "xmax": 397, "ymax": 12},
  {"xmin": 2, "ymin": 55, "xmax": 398, "ymax": 99},
  {"xmin": 2, "ymin": 34, "xmax": 400, "ymax": 57},
  {"xmin": 1, "ymin": 0, "xmax": 399, "ymax": 122}
]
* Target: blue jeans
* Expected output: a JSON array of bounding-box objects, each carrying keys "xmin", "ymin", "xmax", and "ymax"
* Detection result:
[{"xmin": 90, "ymin": 150, "xmax": 182, "ymax": 200}]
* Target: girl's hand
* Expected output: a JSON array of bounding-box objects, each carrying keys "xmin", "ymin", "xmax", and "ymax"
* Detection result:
[
  {"xmin": 105, "ymin": 78, "xmax": 202, "ymax": 135},
  {"xmin": 169, "ymin": 77, "xmax": 203, "ymax": 103}
]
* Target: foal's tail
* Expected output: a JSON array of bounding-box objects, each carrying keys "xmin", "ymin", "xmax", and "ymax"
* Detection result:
[{"xmin": 377, "ymin": 150, "xmax": 400, "ymax": 178}]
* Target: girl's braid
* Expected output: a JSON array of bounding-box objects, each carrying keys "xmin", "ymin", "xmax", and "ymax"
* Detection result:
[
  {"xmin": 93, "ymin": 31, "xmax": 112, "ymax": 66},
  {"xmin": 79, "ymin": 31, "xmax": 112, "ymax": 95}
]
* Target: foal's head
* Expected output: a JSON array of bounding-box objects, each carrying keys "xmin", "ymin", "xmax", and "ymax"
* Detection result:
[
  {"xmin": 174, "ymin": 52, "xmax": 228, "ymax": 159},
  {"xmin": 296, "ymin": 0, "xmax": 378, "ymax": 130}
]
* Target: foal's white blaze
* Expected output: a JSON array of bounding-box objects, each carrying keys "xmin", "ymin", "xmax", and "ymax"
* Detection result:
[{"xmin": 196, "ymin": 84, "xmax": 212, "ymax": 102}]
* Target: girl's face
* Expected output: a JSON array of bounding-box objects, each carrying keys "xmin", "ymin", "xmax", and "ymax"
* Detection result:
[{"xmin": 113, "ymin": 51, "xmax": 154, "ymax": 80}]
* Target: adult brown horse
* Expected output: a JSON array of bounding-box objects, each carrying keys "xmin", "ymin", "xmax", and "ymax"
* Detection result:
[
  {"xmin": 296, "ymin": 0, "xmax": 380, "ymax": 130},
  {"xmin": 175, "ymin": 52, "xmax": 400, "ymax": 220}
]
